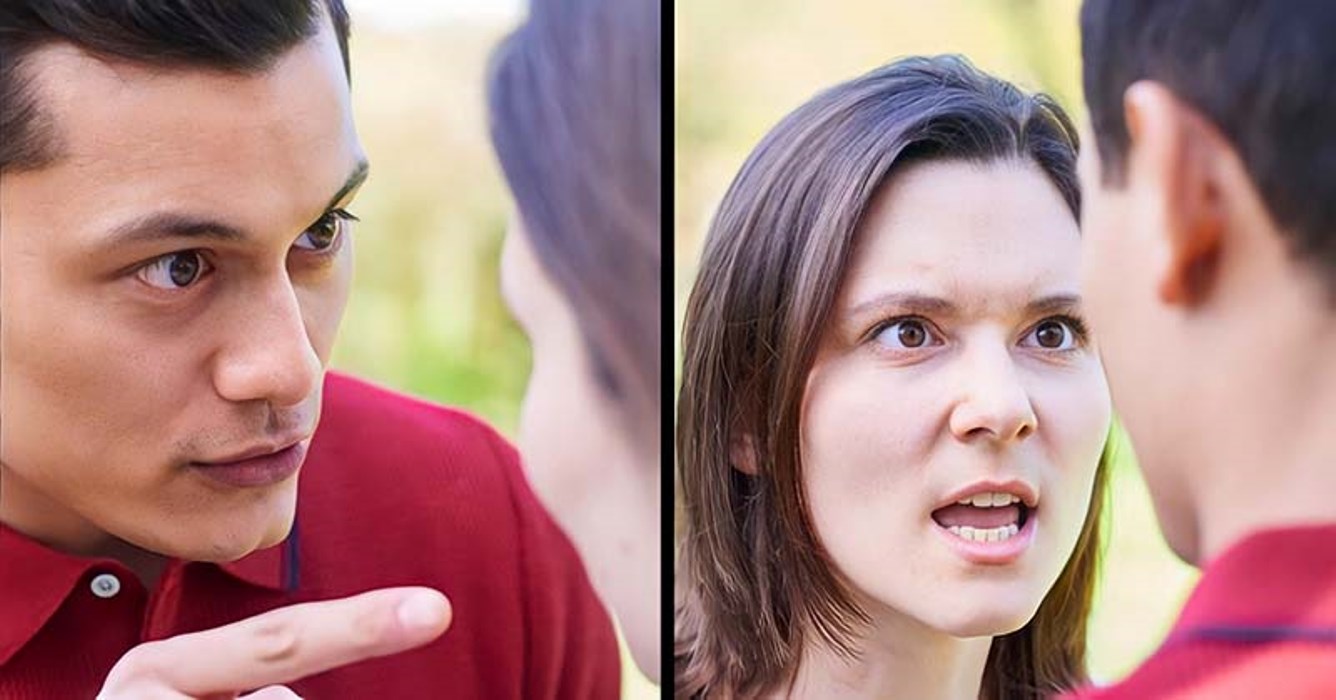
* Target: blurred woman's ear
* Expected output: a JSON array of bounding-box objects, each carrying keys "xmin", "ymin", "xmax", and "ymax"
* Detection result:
[{"xmin": 730, "ymin": 434, "xmax": 759, "ymax": 475}]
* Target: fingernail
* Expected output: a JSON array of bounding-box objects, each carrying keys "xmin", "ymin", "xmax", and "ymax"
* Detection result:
[{"xmin": 396, "ymin": 591, "xmax": 447, "ymax": 631}]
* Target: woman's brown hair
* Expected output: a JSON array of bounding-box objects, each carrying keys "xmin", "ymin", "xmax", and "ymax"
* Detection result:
[
  {"xmin": 675, "ymin": 54, "xmax": 1110, "ymax": 699},
  {"xmin": 487, "ymin": 0, "xmax": 661, "ymax": 455}
]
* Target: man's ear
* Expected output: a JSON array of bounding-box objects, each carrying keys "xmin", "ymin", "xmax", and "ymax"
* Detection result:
[
  {"xmin": 1123, "ymin": 81, "xmax": 1226, "ymax": 307},
  {"xmin": 730, "ymin": 433, "xmax": 759, "ymax": 475}
]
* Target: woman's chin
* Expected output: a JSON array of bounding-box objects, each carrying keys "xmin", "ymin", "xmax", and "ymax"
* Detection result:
[
  {"xmin": 914, "ymin": 591, "xmax": 1043, "ymax": 639},
  {"xmin": 942, "ymin": 611, "xmax": 1033, "ymax": 639}
]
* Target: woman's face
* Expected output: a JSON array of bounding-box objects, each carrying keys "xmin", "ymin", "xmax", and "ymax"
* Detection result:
[
  {"xmin": 801, "ymin": 158, "xmax": 1110, "ymax": 638},
  {"xmin": 499, "ymin": 221, "xmax": 661, "ymax": 682}
]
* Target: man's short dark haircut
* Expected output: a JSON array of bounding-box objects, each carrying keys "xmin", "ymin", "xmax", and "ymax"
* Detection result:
[
  {"xmin": 0, "ymin": 0, "xmax": 351, "ymax": 173},
  {"xmin": 1081, "ymin": 1, "xmax": 1336, "ymax": 291}
]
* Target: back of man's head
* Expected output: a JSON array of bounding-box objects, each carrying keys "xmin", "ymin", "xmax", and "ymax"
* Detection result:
[
  {"xmin": 0, "ymin": 0, "xmax": 351, "ymax": 173},
  {"xmin": 1081, "ymin": 1, "xmax": 1336, "ymax": 295}
]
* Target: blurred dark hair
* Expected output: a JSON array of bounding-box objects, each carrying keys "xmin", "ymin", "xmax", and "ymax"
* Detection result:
[
  {"xmin": 0, "ymin": 0, "xmax": 351, "ymax": 173},
  {"xmin": 675, "ymin": 54, "xmax": 1108, "ymax": 699},
  {"xmin": 487, "ymin": 0, "xmax": 661, "ymax": 457},
  {"xmin": 1081, "ymin": 1, "xmax": 1336, "ymax": 291}
]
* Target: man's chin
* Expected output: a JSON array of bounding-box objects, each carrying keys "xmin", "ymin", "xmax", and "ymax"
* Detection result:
[
  {"xmin": 155, "ymin": 506, "xmax": 298, "ymax": 564},
  {"xmin": 235, "ymin": 510, "xmax": 298, "ymax": 560},
  {"xmin": 179, "ymin": 524, "xmax": 294, "ymax": 563},
  {"xmin": 252, "ymin": 516, "xmax": 298, "ymax": 554},
  {"xmin": 1157, "ymin": 512, "xmax": 1201, "ymax": 567}
]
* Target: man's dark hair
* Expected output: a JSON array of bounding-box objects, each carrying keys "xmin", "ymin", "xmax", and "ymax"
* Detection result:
[
  {"xmin": 0, "ymin": 0, "xmax": 351, "ymax": 173},
  {"xmin": 1081, "ymin": 1, "xmax": 1336, "ymax": 288}
]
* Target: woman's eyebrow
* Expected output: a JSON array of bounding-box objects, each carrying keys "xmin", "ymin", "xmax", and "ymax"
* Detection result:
[
  {"xmin": 1027, "ymin": 293, "xmax": 1082, "ymax": 316},
  {"xmin": 847, "ymin": 292, "xmax": 1082, "ymax": 319},
  {"xmin": 847, "ymin": 292, "xmax": 958, "ymax": 318}
]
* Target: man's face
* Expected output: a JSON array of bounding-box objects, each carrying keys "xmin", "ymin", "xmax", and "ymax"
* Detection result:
[
  {"xmin": 0, "ymin": 19, "xmax": 364, "ymax": 563},
  {"xmin": 1077, "ymin": 131, "xmax": 1200, "ymax": 559}
]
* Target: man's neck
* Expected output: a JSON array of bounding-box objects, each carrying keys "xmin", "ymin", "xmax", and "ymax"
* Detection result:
[
  {"xmin": 1191, "ymin": 333, "xmax": 1336, "ymax": 565},
  {"xmin": 777, "ymin": 610, "xmax": 991, "ymax": 700},
  {"xmin": 0, "ymin": 464, "xmax": 168, "ymax": 586},
  {"xmin": 1195, "ymin": 429, "xmax": 1336, "ymax": 566}
]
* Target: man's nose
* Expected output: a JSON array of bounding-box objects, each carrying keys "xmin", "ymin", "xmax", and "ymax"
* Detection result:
[{"xmin": 211, "ymin": 278, "xmax": 322, "ymax": 410}]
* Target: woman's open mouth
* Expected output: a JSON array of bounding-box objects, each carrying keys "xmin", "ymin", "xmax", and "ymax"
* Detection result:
[
  {"xmin": 930, "ymin": 489, "xmax": 1038, "ymax": 564},
  {"xmin": 931, "ymin": 492, "xmax": 1030, "ymax": 542}
]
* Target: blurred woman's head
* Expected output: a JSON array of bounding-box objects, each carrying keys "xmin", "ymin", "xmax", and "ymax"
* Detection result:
[
  {"xmin": 487, "ymin": 0, "xmax": 661, "ymax": 682},
  {"xmin": 675, "ymin": 55, "xmax": 1112, "ymax": 699}
]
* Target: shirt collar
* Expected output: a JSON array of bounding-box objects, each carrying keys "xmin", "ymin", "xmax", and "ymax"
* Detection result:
[
  {"xmin": 0, "ymin": 521, "xmax": 290, "ymax": 666},
  {"xmin": 1175, "ymin": 523, "xmax": 1336, "ymax": 631},
  {"xmin": 0, "ymin": 522, "xmax": 101, "ymax": 665},
  {"xmin": 217, "ymin": 537, "xmax": 289, "ymax": 592}
]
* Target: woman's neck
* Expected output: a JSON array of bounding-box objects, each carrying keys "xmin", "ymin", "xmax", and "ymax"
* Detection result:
[{"xmin": 776, "ymin": 610, "xmax": 993, "ymax": 700}]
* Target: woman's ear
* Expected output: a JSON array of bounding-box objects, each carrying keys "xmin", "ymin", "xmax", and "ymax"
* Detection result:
[
  {"xmin": 730, "ymin": 433, "xmax": 759, "ymax": 475},
  {"xmin": 1123, "ymin": 81, "xmax": 1226, "ymax": 307}
]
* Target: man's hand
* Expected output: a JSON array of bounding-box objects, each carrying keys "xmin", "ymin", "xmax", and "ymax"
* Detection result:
[{"xmin": 97, "ymin": 587, "xmax": 451, "ymax": 699}]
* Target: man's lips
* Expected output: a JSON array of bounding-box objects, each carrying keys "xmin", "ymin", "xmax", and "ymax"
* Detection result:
[
  {"xmin": 197, "ymin": 434, "xmax": 311, "ymax": 466},
  {"xmin": 190, "ymin": 439, "xmax": 310, "ymax": 488}
]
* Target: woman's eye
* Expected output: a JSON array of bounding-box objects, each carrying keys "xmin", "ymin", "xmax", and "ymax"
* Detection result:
[
  {"xmin": 294, "ymin": 209, "xmax": 357, "ymax": 252},
  {"xmin": 137, "ymin": 251, "xmax": 212, "ymax": 290},
  {"xmin": 1023, "ymin": 318, "xmax": 1080, "ymax": 350},
  {"xmin": 873, "ymin": 318, "xmax": 939, "ymax": 350}
]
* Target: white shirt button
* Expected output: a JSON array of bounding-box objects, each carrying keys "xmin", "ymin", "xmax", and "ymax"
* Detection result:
[{"xmin": 90, "ymin": 573, "xmax": 121, "ymax": 599}]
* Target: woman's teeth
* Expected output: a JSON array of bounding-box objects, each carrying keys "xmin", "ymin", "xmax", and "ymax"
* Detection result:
[
  {"xmin": 932, "ymin": 491, "xmax": 1030, "ymax": 542},
  {"xmin": 948, "ymin": 524, "xmax": 1021, "ymax": 542},
  {"xmin": 956, "ymin": 491, "xmax": 1021, "ymax": 507}
]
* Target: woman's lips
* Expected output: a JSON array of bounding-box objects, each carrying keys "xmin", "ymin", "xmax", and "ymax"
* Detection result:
[{"xmin": 190, "ymin": 441, "xmax": 307, "ymax": 488}]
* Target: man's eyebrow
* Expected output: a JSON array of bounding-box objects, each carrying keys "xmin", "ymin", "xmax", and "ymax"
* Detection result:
[
  {"xmin": 96, "ymin": 159, "xmax": 371, "ymax": 251},
  {"xmin": 97, "ymin": 212, "xmax": 248, "ymax": 251},
  {"xmin": 327, "ymin": 159, "xmax": 369, "ymax": 210}
]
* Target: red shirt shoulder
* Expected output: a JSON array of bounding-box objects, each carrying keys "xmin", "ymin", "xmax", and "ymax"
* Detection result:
[
  {"xmin": 1063, "ymin": 524, "xmax": 1336, "ymax": 700},
  {"xmin": 289, "ymin": 371, "xmax": 623, "ymax": 698},
  {"xmin": 1068, "ymin": 644, "xmax": 1336, "ymax": 700}
]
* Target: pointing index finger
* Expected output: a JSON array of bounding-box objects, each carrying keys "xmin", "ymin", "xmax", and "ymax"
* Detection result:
[{"xmin": 104, "ymin": 587, "xmax": 450, "ymax": 696}]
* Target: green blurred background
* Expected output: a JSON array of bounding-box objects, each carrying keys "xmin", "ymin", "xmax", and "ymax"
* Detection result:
[
  {"xmin": 674, "ymin": 0, "xmax": 1199, "ymax": 687},
  {"xmin": 332, "ymin": 2, "xmax": 657, "ymax": 696}
]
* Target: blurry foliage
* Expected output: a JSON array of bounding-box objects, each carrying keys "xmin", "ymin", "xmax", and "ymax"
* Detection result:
[
  {"xmin": 674, "ymin": 0, "xmax": 1198, "ymax": 685},
  {"xmin": 332, "ymin": 23, "xmax": 530, "ymax": 435}
]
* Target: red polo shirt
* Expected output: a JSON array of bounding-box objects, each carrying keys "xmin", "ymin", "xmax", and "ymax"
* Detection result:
[
  {"xmin": 0, "ymin": 372, "xmax": 620, "ymax": 698},
  {"xmin": 1065, "ymin": 524, "xmax": 1336, "ymax": 700}
]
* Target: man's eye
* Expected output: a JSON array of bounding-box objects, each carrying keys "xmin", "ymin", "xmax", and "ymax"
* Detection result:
[
  {"xmin": 137, "ymin": 251, "xmax": 212, "ymax": 290},
  {"xmin": 295, "ymin": 209, "xmax": 358, "ymax": 252}
]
